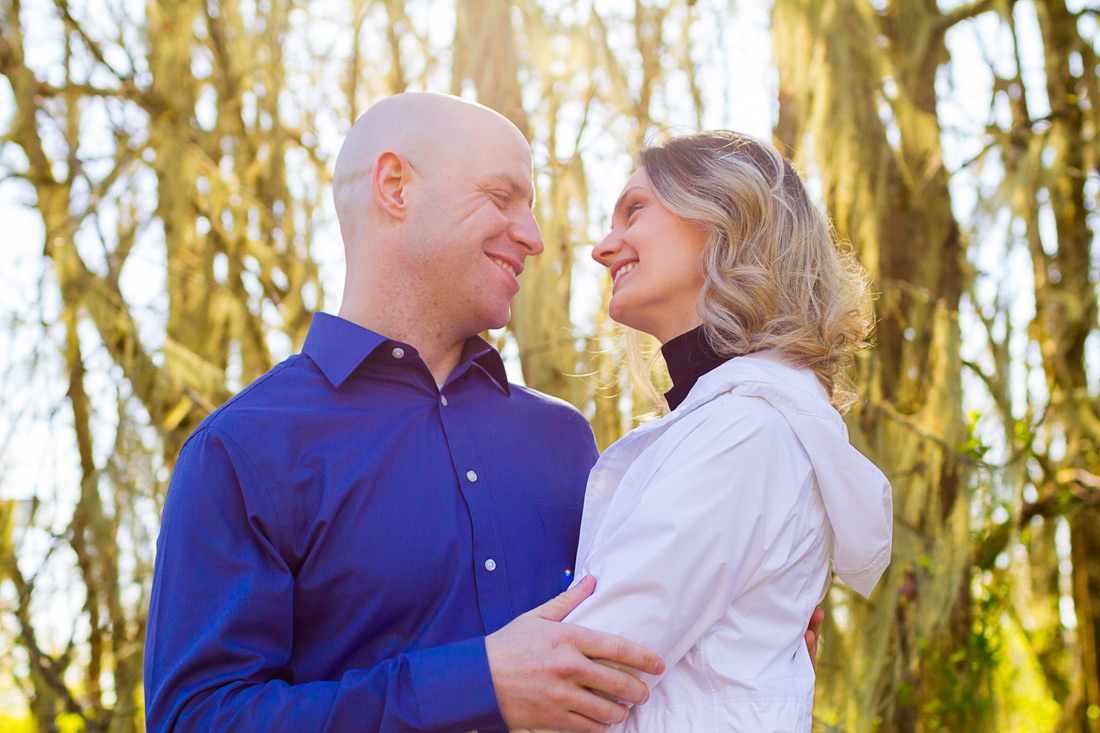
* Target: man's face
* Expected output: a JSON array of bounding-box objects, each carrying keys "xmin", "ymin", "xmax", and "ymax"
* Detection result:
[{"xmin": 405, "ymin": 119, "xmax": 544, "ymax": 336}]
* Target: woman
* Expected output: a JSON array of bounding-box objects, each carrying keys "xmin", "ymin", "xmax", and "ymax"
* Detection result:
[{"xmin": 560, "ymin": 132, "xmax": 892, "ymax": 732}]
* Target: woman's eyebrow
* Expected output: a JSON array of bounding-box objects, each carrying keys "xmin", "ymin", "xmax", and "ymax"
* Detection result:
[{"xmin": 612, "ymin": 186, "xmax": 645, "ymax": 220}]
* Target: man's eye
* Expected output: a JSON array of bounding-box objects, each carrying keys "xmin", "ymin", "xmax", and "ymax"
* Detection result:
[{"xmin": 492, "ymin": 192, "xmax": 510, "ymax": 207}]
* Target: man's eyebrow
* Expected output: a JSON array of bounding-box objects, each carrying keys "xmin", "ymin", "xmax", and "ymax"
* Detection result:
[
  {"xmin": 489, "ymin": 175, "xmax": 536, "ymax": 208},
  {"xmin": 612, "ymin": 186, "xmax": 644, "ymax": 220}
]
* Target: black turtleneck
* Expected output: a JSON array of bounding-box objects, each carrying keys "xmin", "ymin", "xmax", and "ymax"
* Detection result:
[{"xmin": 661, "ymin": 325, "xmax": 736, "ymax": 411}]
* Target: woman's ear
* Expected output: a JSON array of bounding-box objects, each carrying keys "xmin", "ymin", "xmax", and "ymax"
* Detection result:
[{"xmin": 371, "ymin": 151, "xmax": 411, "ymax": 220}]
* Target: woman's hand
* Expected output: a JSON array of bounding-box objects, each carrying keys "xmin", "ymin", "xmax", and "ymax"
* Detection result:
[{"xmin": 805, "ymin": 606, "xmax": 825, "ymax": 671}]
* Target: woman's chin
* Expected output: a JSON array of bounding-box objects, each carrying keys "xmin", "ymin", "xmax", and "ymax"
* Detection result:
[
  {"xmin": 609, "ymin": 310, "xmax": 657, "ymax": 339},
  {"xmin": 607, "ymin": 301, "xmax": 636, "ymax": 330}
]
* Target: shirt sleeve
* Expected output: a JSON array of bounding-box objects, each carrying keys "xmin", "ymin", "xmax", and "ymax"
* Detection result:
[
  {"xmin": 561, "ymin": 402, "xmax": 813, "ymax": 683},
  {"xmin": 144, "ymin": 427, "xmax": 504, "ymax": 733}
]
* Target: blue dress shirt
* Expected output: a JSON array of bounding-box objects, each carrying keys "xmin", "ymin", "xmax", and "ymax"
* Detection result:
[{"xmin": 144, "ymin": 313, "xmax": 599, "ymax": 732}]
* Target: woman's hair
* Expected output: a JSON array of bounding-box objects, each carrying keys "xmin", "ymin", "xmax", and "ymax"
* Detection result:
[{"xmin": 638, "ymin": 130, "xmax": 873, "ymax": 413}]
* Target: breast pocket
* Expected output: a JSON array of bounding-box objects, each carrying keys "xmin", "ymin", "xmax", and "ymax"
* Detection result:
[{"xmin": 537, "ymin": 503, "xmax": 582, "ymax": 596}]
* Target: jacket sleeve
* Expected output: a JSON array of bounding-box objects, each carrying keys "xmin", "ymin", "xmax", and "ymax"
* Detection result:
[
  {"xmin": 143, "ymin": 427, "xmax": 504, "ymax": 733},
  {"xmin": 561, "ymin": 404, "xmax": 814, "ymax": 682}
]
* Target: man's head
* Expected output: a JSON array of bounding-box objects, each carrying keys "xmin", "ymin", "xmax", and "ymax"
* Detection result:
[{"xmin": 333, "ymin": 93, "xmax": 543, "ymax": 343}]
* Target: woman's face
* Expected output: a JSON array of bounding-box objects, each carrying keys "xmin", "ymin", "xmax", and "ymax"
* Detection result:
[{"xmin": 592, "ymin": 168, "xmax": 709, "ymax": 343}]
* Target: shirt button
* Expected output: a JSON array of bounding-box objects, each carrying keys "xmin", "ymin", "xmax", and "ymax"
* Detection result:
[
  {"xmin": 391, "ymin": 347, "xmax": 405, "ymax": 359},
  {"xmin": 440, "ymin": 395, "xmax": 448, "ymax": 407},
  {"xmin": 484, "ymin": 558, "xmax": 497, "ymax": 571},
  {"xmin": 466, "ymin": 470, "xmax": 477, "ymax": 482}
]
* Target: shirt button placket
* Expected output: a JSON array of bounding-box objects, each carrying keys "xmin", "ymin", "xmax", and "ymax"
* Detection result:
[{"xmin": 440, "ymin": 402, "xmax": 510, "ymax": 628}]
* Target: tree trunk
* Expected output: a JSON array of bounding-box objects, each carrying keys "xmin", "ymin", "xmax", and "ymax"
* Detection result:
[
  {"xmin": 1031, "ymin": 1, "xmax": 1100, "ymax": 727},
  {"xmin": 773, "ymin": 1, "xmax": 974, "ymax": 728}
]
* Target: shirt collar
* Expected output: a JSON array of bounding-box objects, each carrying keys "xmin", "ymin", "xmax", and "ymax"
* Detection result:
[
  {"xmin": 302, "ymin": 313, "xmax": 510, "ymax": 394},
  {"xmin": 303, "ymin": 313, "xmax": 388, "ymax": 388},
  {"xmin": 660, "ymin": 325, "xmax": 735, "ymax": 411},
  {"xmin": 453, "ymin": 334, "xmax": 511, "ymax": 395}
]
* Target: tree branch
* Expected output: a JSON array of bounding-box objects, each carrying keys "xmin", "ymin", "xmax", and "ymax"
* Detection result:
[
  {"xmin": 937, "ymin": 0, "xmax": 1002, "ymax": 35},
  {"xmin": 52, "ymin": 0, "xmax": 131, "ymax": 82},
  {"xmin": 0, "ymin": 513, "xmax": 90, "ymax": 725}
]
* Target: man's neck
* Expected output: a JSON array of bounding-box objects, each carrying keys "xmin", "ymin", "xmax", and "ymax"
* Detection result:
[
  {"xmin": 337, "ymin": 301, "xmax": 466, "ymax": 387},
  {"xmin": 408, "ymin": 336, "xmax": 465, "ymax": 387}
]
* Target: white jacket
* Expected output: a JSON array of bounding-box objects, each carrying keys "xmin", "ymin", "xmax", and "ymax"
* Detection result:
[{"xmin": 560, "ymin": 351, "xmax": 892, "ymax": 732}]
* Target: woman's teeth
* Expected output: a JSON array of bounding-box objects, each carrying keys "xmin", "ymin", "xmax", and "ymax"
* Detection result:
[{"xmin": 613, "ymin": 262, "xmax": 636, "ymax": 284}]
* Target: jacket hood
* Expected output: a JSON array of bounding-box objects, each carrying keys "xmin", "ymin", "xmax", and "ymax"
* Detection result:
[{"xmin": 680, "ymin": 352, "xmax": 893, "ymax": 598}]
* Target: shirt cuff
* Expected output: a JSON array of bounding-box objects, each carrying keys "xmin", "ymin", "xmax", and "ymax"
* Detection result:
[{"xmin": 409, "ymin": 636, "xmax": 505, "ymax": 731}]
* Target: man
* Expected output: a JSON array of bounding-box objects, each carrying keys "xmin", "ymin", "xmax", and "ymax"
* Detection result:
[{"xmin": 144, "ymin": 92, "xmax": 665, "ymax": 733}]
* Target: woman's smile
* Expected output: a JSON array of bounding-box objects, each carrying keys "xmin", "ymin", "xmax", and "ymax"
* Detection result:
[{"xmin": 611, "ymin": 260, "xmax": 638, "ymax": 288}]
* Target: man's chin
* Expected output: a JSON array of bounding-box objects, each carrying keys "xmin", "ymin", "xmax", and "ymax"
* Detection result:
[
  {"xmin": 472, "ymin": 308, "xmax": 512, "ymax": 337},
  {"xmin": 487, "ymin": 314, "xmax": 511, "ymax": 333}
]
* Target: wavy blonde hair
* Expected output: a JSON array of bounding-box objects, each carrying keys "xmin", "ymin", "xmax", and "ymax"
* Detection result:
[{"xmin": 639, "ymin": 131, "xmax": 873, "ymax": 413}]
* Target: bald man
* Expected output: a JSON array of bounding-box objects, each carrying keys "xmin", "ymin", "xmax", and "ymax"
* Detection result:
[{"xmin": 144, "ymin": 93, "xmax": 663, "ymax": 733}]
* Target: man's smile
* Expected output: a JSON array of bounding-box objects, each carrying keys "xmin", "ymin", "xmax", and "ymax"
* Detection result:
[{"xmin": 489, "ymin": 255, "xmax": 519, "ymax": 278}]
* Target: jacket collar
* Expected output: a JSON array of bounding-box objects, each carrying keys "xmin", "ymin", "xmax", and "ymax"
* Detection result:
[
  {"xmin": 677, "ymin": 351, "xmax": 828, "ymax": 417},
  {"xmin": 627, "ymin": 352, "xmax": 828, "ymax": 443}
]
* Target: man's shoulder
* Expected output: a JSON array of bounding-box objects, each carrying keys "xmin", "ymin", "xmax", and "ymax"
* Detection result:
[
  {"xmin": 506, "ymin": 383, "xmax": 596, "ymax": 443},
  {"xmin": 508, "ymin": 383, "xmax": 588, "ymax": 420},
  {"xmin": 193, "ymin": 353, "xmax": 318, "ymax": 435},
  {"xmin": 508, "ymin": 382, "xmax": 576, "ymax": 410}
]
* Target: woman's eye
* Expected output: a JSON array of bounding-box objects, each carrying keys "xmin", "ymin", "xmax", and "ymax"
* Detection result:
[{"xmin": 627, "ymin": 203, "xmax": 643, "ymax": 221}]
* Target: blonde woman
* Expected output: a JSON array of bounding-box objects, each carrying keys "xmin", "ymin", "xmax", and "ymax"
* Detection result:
[{"xmin": 557, "ymin": 132, "xmax": 892, "ymax": 732}]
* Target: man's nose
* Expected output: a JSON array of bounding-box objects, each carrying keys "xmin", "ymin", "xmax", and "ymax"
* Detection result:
[
  {"xmin": 592, "ymin": 232, "xmax": 620, "ymax": 266},
  {"xmin": 512, "ymin": 209, "xmax": 544, "ymax": 256}
]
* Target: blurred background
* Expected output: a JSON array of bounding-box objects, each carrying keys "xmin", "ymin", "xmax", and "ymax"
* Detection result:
[{"xmin": 0, "ymin": 0, "xmax": 1097, "ymax": 730}]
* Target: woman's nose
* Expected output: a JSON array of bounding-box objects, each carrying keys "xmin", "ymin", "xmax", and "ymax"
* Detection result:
[{"xmin": 592, "ymin": 233, "xmax": 620, "ymax": 266}]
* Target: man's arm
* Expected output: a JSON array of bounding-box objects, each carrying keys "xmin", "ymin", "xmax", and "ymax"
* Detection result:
[
  {"xmin": 144, "ymin": 427, "xmax": 662, "ymax": 733},
  {"xmin": 145, "ymin": 427, "xmax": 506, "ymax": 732},
  {"xmin": 487, "ymin": 576, "xmax": 665, "ymax": 733}
]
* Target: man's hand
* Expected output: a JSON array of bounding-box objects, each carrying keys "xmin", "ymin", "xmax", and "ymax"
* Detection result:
[
  {"xmin": 805, "ymin": 606, "xmax": 825, "ymax": 672},
  {"xmin": 485, "ymin": 576, "xmax": 665, "ymax": 733}
]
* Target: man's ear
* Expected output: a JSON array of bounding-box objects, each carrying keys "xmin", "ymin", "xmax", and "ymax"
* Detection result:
[{"xmin": 372, "ymin": 151, "xmax": 412, "ymax": 220}]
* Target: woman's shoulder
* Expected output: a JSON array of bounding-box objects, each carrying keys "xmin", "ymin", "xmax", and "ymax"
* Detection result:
[
  {"xmin": 683, "ymin": 386, "xmax": 800, "ymax": 440},
  {"xmin": 645, "ymin": 391, "xmax": 811, "ymax": 485}
]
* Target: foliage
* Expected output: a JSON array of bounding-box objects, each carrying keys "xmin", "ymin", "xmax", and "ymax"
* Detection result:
[
  {"xmin": 0, "ymin": 0, "xmax": 1097, "ymax": 731},
  {"xmin": 773, "ymin": 0, "xmax": 1099, "ymax": 729}
]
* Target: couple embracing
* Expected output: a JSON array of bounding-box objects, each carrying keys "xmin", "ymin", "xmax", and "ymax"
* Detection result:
[{"xmin": 144, "ymin": 92, "xmax": 892, "ymax": 733}]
